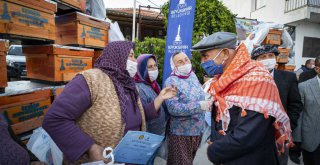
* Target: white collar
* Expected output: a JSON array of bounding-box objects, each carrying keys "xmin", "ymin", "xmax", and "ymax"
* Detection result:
[{"xmin": 270, "ymin": 69, "xmax": 274, "ymax": 78}]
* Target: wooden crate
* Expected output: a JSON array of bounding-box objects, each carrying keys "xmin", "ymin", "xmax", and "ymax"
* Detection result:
[
  {"xmin": 276, "ymin": 64, "xmax": 296, "ymax": 72},
  {"xmin": 55, "ymin": 12, "xmax": 110, "ymax": 49},
  {"xmin": 0, "ymin": 40, "xmax": 9, "ymax": 90},
  {"xmin": 52, "ymin": 86, "xmax": 64, "ymax": 100},
  {"xmin": 0, "ymin": 0, "xmax": 56, "ymax": 41},
  {"xmin": 92, "ymin": 50, "xmax": 103, "ymax": 65},
  {"xmin": 23, "ymin": 45, "xmax": 94, "ymax": 82},
  {"xmin": 277, "ymin": 47, "xmax": 290, "ymax": 64},
  {"xmin": 0, "ymin": 89, "xmax": 51, "ymax": 126},
  {"xmin": 262, "ymin": 29, "xmax": 282, "ymax": 46},
  {"xmin": 56, "ymin": 0, "xmax": 86, "ymax": 12}
]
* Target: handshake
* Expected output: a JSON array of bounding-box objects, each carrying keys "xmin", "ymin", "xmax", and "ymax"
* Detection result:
[{"xmin": 199, "ymin": 101, "xmax": 212, "ymax": 112}]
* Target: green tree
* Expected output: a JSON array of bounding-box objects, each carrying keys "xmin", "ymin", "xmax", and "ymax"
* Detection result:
[{"xmin": 135, "ymin": 0, "xmax": 236, "ymax": 84}]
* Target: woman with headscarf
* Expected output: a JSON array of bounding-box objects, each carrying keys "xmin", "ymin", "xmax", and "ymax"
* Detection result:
[
  {"xmin": 164, "ymin": 52, "xmax": 210, "ymax": 165},
  {"xmin": 134, "ymin": 54, "xmax": 169, "ymax": 135},
  {"xmin": 42, "ymin": 41, "xmax": 176, "ymax": 164},
  {"xmin": 134, "ymin": 54, "xmax": 170, "ymax": 163}
]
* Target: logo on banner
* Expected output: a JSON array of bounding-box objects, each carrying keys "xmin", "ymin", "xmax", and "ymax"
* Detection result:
[
  {"xmin": 178, "ymin": 0, "xmax": 187, "ymax": 7},
  {"xmin": 167, "ymin": 24, "xmax": 189, "ymax": 53},
  {"xmin": 174, "ymin": 25, "xmax": 182, "ymax": 44},
  {"xmin": 171, "ymin": 0, "xmax": 193, "ymax": 18}
]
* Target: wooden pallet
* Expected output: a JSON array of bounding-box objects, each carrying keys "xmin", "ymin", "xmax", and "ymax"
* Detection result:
[
  {"xmin": 0, "ymin": 0, "xmax": 56, "ymax": 41},
  {"xmin": 56, "ymin": 12, "xmax": 110, "ymax": 49},
  {"xmin": 23, "ymin": 45, "xmax": 94, "ymax": 82}
]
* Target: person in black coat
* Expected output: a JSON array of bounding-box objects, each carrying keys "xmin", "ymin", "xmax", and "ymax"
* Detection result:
[
  {"xmin": 251, "ymin": 45, "xmax": 303, "ymax": 165},
  {"xmin": 299, "ymin": 68, "xmax": 317, "ymax": 83},
  {"xmin": 192, "ymin": 32, "xmax": 292, "ymax": 165}
]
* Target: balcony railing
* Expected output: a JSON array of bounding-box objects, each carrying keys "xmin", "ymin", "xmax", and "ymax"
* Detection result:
[{"xmin": 285, "ymin": 0, "xmax": 320, "ymax": 12}]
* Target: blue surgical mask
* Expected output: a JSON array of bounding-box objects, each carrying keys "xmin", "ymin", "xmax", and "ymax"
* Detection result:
[{"xmin": 201, "ymin": 49, "xmax": 225, "ymax": 77}]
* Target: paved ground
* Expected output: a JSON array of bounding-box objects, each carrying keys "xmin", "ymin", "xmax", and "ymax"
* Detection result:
[{"xmin": 154, "ymin": 144, "xmax": 304, "ymax": 165}]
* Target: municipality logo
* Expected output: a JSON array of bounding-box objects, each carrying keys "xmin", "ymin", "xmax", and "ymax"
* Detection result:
[
  {"xmin": 170, "ymin": 0, "xmax": 192, "ymax": 18},
  {"xmin": 178, "ymin": 0, "xmax": 187, "ymax": 8},
  {"xmin": 168, "ymin": 24, "xmax": 189, "ymax": 53},
  {"xmin": 174, "ymin": 24, "xmax": 182, "ymax": 44}
]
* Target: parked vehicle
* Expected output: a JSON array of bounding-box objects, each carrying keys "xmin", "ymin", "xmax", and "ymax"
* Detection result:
[{"xmin": 6, "ymin": 45, "xmax": 27, "ymax": 80}]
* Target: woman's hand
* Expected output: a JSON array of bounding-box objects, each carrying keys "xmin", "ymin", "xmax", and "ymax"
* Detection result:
[
  {"xmin": 159, "ymin": 86, "xmax": 178, "ymax": 100},
  {"xmin": 154, "ymin": 86, "xmax": 177, "ymax": 111},
  {"xmin": 88, "ymin": 144, "xmax": 111, "ymax": 164}
]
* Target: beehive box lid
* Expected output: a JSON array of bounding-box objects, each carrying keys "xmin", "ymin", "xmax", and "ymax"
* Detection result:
[
  {"xmin": 0, "ymin": 81, "xmax": 54, "ymax": 97},
  {"xmin": 6, "ymin": 0, "xmax": 57, "ymax": 14},
  {"xmin": 55, "ymin": 12, "xmax": 110, "ymax": 30},
  {"xmin": 22, "ymin": 44, "xmax": 94, "ymax": 57}
]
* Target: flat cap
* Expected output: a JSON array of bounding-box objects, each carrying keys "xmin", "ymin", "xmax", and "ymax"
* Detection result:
[
  {"xmin": 191, "ymin": 32, "xmax": 237, "ymax": 51},
  {"xmin": 251, "ymin": 45, "xmax": 280, "ymax": 59}
]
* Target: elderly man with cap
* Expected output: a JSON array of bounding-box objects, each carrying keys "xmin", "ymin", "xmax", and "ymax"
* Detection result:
[
  {"xmin": 251, "ymin": 45, "xmax": 303, "ymax": 165},
  {"xmin": 192, "ymin": 32, "xmax": 293, "ymax": 165}
]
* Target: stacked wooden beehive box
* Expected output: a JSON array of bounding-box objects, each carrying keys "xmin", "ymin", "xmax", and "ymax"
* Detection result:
[{"xmin": 0, "ymin": 0, "xmax": 109, "ymax": 141}]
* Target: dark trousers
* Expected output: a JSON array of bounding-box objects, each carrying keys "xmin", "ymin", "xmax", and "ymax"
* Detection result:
[
  {"xmin": 302, "ymin": 145, "xmax": 320, "ymax": 165},
  {"xmin": 289, "ymin": 142, "xmax": 301, "ymax": 158}
]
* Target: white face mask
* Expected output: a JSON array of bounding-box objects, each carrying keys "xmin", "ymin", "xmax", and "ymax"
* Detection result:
[
  {"xmin": 176, "ymin": 64, "xmax": 192, "ymax": 76},
  {"xmin": 259, "ymin": 58, "xmax": 277, "ymax": 71},
  {"xmin": 311, "ymin": 65, "xmax": 315, "ymax": 69},
  {"xmin": 148, "ymin": 69, "xmax": 159, "ymax": 82},
  {"xmin": 126, "ymin": 60, "xmax": 137, "ymax": 77}
]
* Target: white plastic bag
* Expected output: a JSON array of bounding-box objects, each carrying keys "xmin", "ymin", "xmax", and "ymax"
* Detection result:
[
  {"xmin": 82, "ymin": 147, "xmax": 124, "ymax": 165},
  {"xmin": 108, "ymin": 22, "xmax": 125, "ymax": 42},
  {"xmin": 27, "ymin": 127, "xmax": 63, "ymax": 165},
  {"xmin": 280, "ymin": 29, "xmax": 293, "ymax": 48},
  {"xmin": 157, "ymin": 137, "xmax": 168, "ymax": 160},
  {"xmin": 244, "ymin": 22, "xmax": 286, "ymax": 54}
]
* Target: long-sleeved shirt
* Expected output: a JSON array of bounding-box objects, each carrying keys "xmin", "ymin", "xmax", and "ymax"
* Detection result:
[
  {"xmin": 43, "ymin": 75, "xmax": 158, "ymax": 162},
  {"xmin": 0, "ymin": 114, "xmax": 30, "ymax": 165},
  {"xmin": 164, "ymin": 72, "xmax": 205, "ymax": 136},
  {"xmin": 136, "ymin": 82, "xmax": 167, "ymax": 135}
]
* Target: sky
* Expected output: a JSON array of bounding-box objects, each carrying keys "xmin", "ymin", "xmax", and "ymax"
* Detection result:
[{"xmin": 104, "ymin": 0, "xmax": 169, "ymax": 9}]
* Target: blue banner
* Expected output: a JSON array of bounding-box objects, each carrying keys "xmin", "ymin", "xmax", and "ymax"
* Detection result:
[{"xmin": 162, "ymin": 0, "xmax": 197, "ymax": 86}]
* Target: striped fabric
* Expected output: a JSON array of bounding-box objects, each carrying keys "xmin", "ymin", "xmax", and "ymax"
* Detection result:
[{"xmin": 208, "ymin": 43, "xmax": 292, "ymax": 153}]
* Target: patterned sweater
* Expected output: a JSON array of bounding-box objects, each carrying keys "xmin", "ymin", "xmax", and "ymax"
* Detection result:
[{"xmin": 165, "ymin": 72, "xmax": 205, "ymax": 136}]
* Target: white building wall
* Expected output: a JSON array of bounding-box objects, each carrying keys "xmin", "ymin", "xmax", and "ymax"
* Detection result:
[
  {"xmin": 221, "ymin": 0, "xmax": 320, "ymax": 69},
  {"xmin": 221, "ymin": 0, "xmax": 251, "ymax": 18},
  {"xmin": 294, "ymin": 21, "xmax": 320, "ymax": 68},
  {"xmin": 250, "ymin": 0, "xmax": 309, "ymax": 24}
]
